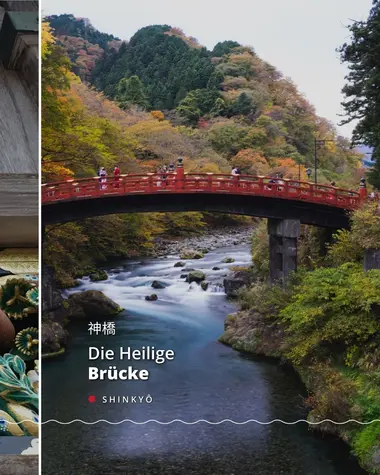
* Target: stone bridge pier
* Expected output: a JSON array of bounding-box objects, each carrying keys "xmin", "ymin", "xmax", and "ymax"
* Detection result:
[{"xmin": 268, "ymin": 218, "xmax": 300, "ymax": 282}]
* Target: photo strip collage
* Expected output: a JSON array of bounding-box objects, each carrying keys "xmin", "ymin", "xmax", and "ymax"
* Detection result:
[{"xmin": 1, "ymin": 0, "xmax": 380, "ymax": 474}]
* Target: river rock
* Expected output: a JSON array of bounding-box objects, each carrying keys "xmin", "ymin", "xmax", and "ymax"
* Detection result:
[
  {"xmin": 212, "ymin": 266, "xmax": 220, "ymax": 271},
  {"xmin": 186, "ymin": 270, "xmax": 206, "ymax": 284},
  {"xmin": 0, "ymin": 309, "xmax": 15, "ymax": 351},
  {"xmin": 180, "ymin": 274, "xmax": 188, "ymax": 279},
  {"xmin": 218, "ymin": 310, "xmax": 284, "ymax": 357},
  {"xmin": 67, "ymin": 290, "xmax": 123, "ymax": 319},
  {"xmin": 89, "ymin": 270, "xmax": 108, "ymax": 282},
  {"xmin": 145, "ymin": 294, "xmax": 158, "ymax": 301},
  {"xmin": 41, "ymin": 321, "xmax": 68, "ymax": 355},
  {"xmin": 185, "ymin": 268, "xmax": 195, "ymax": 272},
  {"xmin": 180, "ymin": 249, "xmax": 204, "ymax": 260},
  {"xmin": 174, "ymin": 261, "xmax": 185, "ymax": 267},
  {"xmin": 151, "ymin": 280, "xmax": 166, "ymax": 289},
  {"xmin": 223, "ymin": 270, "xmax": 251, "ymax": 298},
  {"xmin": 222, "ymin": 257, "xmax": 235, "ymax": 263},
  {"xmin": 201, "ymin": 281, "xmax": 209, "ymax": 291}
]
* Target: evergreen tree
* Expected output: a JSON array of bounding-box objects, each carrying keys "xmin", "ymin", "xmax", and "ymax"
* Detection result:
[
  {"xmin": 228, "ymin": 92, "xmax": 254, "ymax": 116},
  {"xmin": 207, "ymin": 70, "xmax": 224, "ymax": 90},
  {"xmin": 116, "ymin": 75, "xmax": 149, "ymax": 109},
  {"xmin": 210, "ymin": 97, "xmax": 227, "ymax": 117},
  {"xmin": 174, "ymin": 86, "xmax": 188, "ymax": 106},
  {"xmin": 176, "ymin": 88, "xmax": 221, "ymax": 124},
  {"xmin": 212, "ymin": 40, "xmax": 241, "ymax": 57},
  {"xmin": 339, "ymin": 0, "xmax": 380, "ymax": 188},
  {"xmin": 176, "ymin": 94, "xmax": 201, "ymax": 125}
]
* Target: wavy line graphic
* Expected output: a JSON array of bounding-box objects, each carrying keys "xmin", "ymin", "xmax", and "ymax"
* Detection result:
[{"xmin": 39, "ymin": 418, "xmax": 380, "ymax": 426}]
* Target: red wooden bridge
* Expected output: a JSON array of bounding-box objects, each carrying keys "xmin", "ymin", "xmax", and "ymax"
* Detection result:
[
  {"xmin": 41, "ymin": 169, "xmax": 368, "ymax": 228},
  {"xmin": 42, "ymin": 172, "xmax": 363, "ymax": 207}
]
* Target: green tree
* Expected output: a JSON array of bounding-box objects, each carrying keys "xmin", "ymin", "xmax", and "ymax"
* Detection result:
[
  {"xmin": 117, "ymin": 75, "xmax": 149, "ymax": 109},
  {"xmin": 174, "ymin": 86, "xmax": 188, "ymax": 106},
  {"xmin": 207, "ymin": 70, "xmax": 224, "ymax": 90},
  {"xmin": 339, "ymin": 1, "xmax": 380, "ymax": 188},
  {"xmin": 176, "ymin": 88, "xmax": 220, "ymax": 124},
  {"xmin": 212, "ymin": 40, "xmax": 241, "ymax": 57},
  {"xmin": 176, "ymin": 95, "xmax": 201, "ymax": 125},
  {"xmin": 228, "ymin": 92, "xmax": 254, "ymax": 116},
  {"xmin": 210, "ymin": 97, "xmax": 227, "ymax": 117},
  {"xmin": 208, "ymin": 122, "xmax": 252, "ymax": 156}
]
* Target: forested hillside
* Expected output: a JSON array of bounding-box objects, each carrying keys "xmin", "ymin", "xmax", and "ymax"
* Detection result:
[
  {"xmin": 42, "ymin": 16, "xmax": 365, "ymax": 286},
  {"xmin": 45, "ymin": 14, "xmax": 122, "ymax": 81}
]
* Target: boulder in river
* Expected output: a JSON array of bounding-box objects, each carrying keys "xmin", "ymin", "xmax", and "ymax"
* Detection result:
[
  {"xmin": 145, "ymin": 294, "xmax": 158, "ymax": 301},
  {"xmin": 180, "ymin": 249, "xmax": 204, "ymax": 260},
  {"xmin": 41, "ymin": 321, "xmax": 68, "ymax": 355},
  {"xmin": 223, "ymin": 270, "xmax": 251, "ymax": 298},
  {"xmin": 212, "ymin": 266, "xmax": 220, "ymax": 271},
  {"xmin": 67, "ymin": 290, "xmax": 123, "ymax": 320},
  {"xmin": 201, "ymin": 281, "xmax": 209, "ymax": 291},
  {"xmin": 174, "ymin": 261, "xmax": 186, "ymax": 268},
  {"xmin": 180, "ymin": 274, "xmax": 188, "ymax": 279},
  {"xmin": 151, "ymin": 280, "xmax": 166, "ymax": 289},
  {"xmin": 89, "ymin": 270, "xmax": 108, "ymax": 282},
  {"xmin": 186, "ymin": 270, "xmax": 206, "ymax": 284},
  {"xmin": 222, "ymin": 257, "xmax": 235, "ymax": 263}
]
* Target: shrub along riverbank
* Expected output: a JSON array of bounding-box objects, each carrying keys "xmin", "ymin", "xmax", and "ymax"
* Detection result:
[{"xmin": 219, "ymin": 203, "xmax": 380, "ymax": 474}]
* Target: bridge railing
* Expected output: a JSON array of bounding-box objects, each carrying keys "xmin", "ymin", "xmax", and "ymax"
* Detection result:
[{"xmin": 41, "ymin": 173, "xmax": 362, "ymax": 210}]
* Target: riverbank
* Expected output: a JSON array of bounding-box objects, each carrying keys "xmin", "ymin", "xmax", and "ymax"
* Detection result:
[
  {"xmin": 219, "ymin": 273, "xmax": 380, "ymax": 475},
  {"xmin": 154, "ymin": 225, "xmax": 254, "ymax": 257}
]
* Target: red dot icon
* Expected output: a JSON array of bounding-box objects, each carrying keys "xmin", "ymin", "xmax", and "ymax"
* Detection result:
[{"xmin": 88, "ymin": 395, "xmax": 96, "ymax": 403}]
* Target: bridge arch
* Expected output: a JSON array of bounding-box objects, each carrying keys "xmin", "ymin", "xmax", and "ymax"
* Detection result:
[{"xmin": 42, "ymin": 191, "xmax": 351, "ymax": 229}]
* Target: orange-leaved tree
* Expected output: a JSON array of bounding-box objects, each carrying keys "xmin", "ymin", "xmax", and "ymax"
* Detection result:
[
  {"xmin": 231, "ymin": 149, "xmax": 270, "ymax": 175},
  {"xmin": 272, "ymin": 158, "xmax": 307, "ymax": 180}
]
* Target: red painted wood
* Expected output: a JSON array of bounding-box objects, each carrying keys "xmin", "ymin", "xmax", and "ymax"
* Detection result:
[{"xmin": 41, "ymin": 173, "xmax": 364, "ymax": 210}]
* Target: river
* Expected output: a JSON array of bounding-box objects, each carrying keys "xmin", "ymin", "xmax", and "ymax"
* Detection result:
[{"xmin": 42, "ymin": 242, "xmax": 367, "ymax": 475}]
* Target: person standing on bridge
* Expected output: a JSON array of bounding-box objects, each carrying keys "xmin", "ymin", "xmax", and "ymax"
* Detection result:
[
  {"xmin": 168, "ymin": 162, "xmax": 176, "ymax": 185},
  {"xmin": 113, "ymin": 165, "xmax": 120, "ymax": 189},
  {"xmin": 162, "ymin": 165, "xmax": 169, "ymax": 185},
  {"xmin": 275, "ymin": 173, "xmax": 285, "ymax": 191},
  {"xmin": 231, "ymin": 167, "xmax": 241, "ymax": 189},
  {"xmin": 358, "ymin": 177, "xmax": 368, "ymax": 201},
  {"xmin": 99, "ymin": 167, "xmax": 107, "ymax": 190}
]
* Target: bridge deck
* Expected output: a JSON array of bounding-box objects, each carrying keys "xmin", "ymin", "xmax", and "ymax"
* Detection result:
[{"xmin": 42, "ymin": 173, "xmax": 361, "ymax": 210}]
